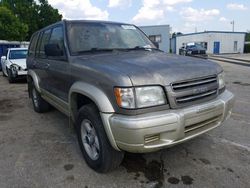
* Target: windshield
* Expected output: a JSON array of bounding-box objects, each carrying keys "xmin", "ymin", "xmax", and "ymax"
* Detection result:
[
  {"xmin": 67, "ymin": 22, "xmax": 155, "ymax": 54},
  {"xmin": 9, "ymin": 50, "xmax": 28, "ymax": 59},
  {"xmin": 187, "ymin": 44, "xmax": 205, "ymax": 50}
]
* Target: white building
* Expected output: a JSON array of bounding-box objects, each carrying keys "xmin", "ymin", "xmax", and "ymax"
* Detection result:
[
  {"xmin": 139, "ymin": 25, "xmax": 170, "ymax": 52},
  {"xmin": 171, "ymin": 31, "xmax": 246, "ymax": 54}
]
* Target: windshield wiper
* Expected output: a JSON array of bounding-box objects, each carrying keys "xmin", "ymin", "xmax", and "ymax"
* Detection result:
[
  {"xmin": 74, "ymin": 46, "xmax": 162, "ymax": 55},
  {"xmin": 75, "ymin": 48, "xmax": 115, "ymax": 54},
  {"xmin": 125, "ymin": 46, "xmax": 162, "ymax": 51}
]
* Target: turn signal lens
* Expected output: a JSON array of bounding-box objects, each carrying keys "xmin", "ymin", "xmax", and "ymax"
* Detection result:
[{"xmin": 114, "ymin": 87, "xmax": 135, "ymax": 109}]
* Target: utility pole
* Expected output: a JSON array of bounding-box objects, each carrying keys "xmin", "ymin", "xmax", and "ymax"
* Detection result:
[{"xmin": 230, "ymin": 20, "xmax": 235, "ymax": 32}]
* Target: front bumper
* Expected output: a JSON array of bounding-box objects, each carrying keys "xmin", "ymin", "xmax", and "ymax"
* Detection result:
[
  {"xmin": 103, "ymin": 90, "xmax": 234, "ymax": 153},
  {"xmin": 11, "ymin": 69, "xmax": 27, "ymax": 78},
  {"xmin": 17, "ymin": 70, "xmax": 27, "ymax": 76}
]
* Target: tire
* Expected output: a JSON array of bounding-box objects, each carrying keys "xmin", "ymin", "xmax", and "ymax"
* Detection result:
[
  {"xmin": 76, "ymin": 104, "xmax": 124, "ymax": 173},
  {"xmin": 7, "ymin": 69, "xmax": 15, "ymax": 83},
  {"xmin": 30, "ymin": 82, "xmax": 51, "ymax": 113}
]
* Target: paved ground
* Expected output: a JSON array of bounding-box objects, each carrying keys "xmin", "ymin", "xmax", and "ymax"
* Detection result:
[
  {"xmin": 213, "ymin": 53, "xmax": 250, "ymax": 61},
  {"xmin": 0, "ymin": 60, "xmax": 250, "ymax": 188}
]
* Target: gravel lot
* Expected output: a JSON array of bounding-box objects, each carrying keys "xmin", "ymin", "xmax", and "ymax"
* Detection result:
[{"xmin": 0, "ymin": 60, "xmax": 250, "ymax": 188}]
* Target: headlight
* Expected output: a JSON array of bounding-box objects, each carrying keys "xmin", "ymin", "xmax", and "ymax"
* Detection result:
[
  {"xmin": 114, "ymin": 88, "xmax": 135, "ymax": 109},
  {"xmin": 10, "ymin": 64, "xmax": 21, "ymax": 71},
  {"xmin": 114, "ymin": 86, "xmax": 166, "ymax": 109},
  {"xmin": 135, "ymin": 86, "xmax": 166, "ymax": 108},
  {"xmin": 218, "ymin": 72, "xmax": 225, "ymax": 90}
]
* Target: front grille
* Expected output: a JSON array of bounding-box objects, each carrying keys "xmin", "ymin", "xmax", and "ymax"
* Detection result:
[
  {"xmin": 191, "ymin": 50, "xmax": 206, "ymax": 55},
  {"xmin": 172, "ymin": 76, "xmax": 217, "ymax": 91},
  {"xmin": 169, "ymin": 75, "xmax": 218, "ymax": 107},
  {"xmin": 176, "ymin": 89, "xmax": 217, "ymax": 104}
]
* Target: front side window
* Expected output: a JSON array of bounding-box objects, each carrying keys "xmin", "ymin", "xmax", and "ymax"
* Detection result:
[
  {"xmin": 9, "ymin": 50, "xmax": 28, "ymax": 59},
  {"xmin": 48, "ymin": 26, "xmax": 65, "ymax": 57},
  {"xmin": 67, "ymin": 22, "xmax": 155, "ymax": 55}
]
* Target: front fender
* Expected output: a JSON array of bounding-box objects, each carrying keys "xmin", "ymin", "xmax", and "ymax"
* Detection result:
[
  {"xmin": 69, "ymin": 82, "xmax": 115, "ymax": 115},
  {"xmin": 27, "ymin": 70, "xmax": 41, "ymax": 93},
  {"xmin": 69, "ymin": 82, "xmax": 120, "ymax": 151}
]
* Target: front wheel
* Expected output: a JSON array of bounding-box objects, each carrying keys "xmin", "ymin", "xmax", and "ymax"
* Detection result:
[
  {"xmin": 7, "ymin": 69, "xmax": 15, "ymax": 83},
  {"xmin": 76, "ymin": 104, "xmax": 124, "ymax": 173}
]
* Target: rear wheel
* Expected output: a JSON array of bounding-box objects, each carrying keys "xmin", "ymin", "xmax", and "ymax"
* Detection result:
[
  {"xmin": 30, "ymin": 82, "xmax": 51, "ymax": 113},
  {"xmin": 76, "ymin": 104, "xmax": 124, "ymax": 172}
]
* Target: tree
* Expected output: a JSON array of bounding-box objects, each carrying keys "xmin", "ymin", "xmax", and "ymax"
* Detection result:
[
  {"xmin": 0, "ymin": 0, "xmax": 62, "ymax": 40},
  {"xmin": 0, "ymin": 6, "xmax": 28, "ymax": 41},
  {"xmin": 38, "ymin": 0, "xmax": 62, "ymax": 29},
  {"xmin": 246, "ymin": 32, "xmax": 250, "ymax": 42},
  {"xmin": 1, "ymin": 0, "xmax": 38, "ymax": 39}
]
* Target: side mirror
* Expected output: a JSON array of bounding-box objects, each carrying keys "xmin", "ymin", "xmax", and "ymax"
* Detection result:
[
  {"xmin": 45, "ymin": 43, "xmax": 63, "ymax": 57},
  {"xmin": 1, "ymin": 56, "xmax": 6, "ymax": 60}
]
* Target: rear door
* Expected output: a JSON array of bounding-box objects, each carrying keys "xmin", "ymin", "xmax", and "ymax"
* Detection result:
[
  {"xmin": 45, "ymin": 25, "xmax": 71, "ymax": 102},
  {"xmin": 27, "ymin": 32, "xmax": 39, "ymax": 70},
  {"xmin": 33, "ymin": 29, "xmax": 52, "ymax": 90}
]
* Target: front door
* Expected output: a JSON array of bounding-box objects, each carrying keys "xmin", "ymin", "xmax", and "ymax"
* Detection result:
[
  {"xmin": 45, "ymin": 25, "xmax": 71, "ymax": 102},
  {"xmin": 213, "ymin": 41, "xmax": 220, "ymax": 54}
]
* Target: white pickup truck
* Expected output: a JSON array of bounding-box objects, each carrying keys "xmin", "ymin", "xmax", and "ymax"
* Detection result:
[{"xmin": 1, "ymin": 48, "xmax": 28, "ymax": 83}]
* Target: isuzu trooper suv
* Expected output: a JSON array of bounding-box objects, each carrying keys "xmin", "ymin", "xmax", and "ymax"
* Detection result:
[{"xmin": 27, "ymin": 20, "xmax": 234, "ymax": 172}]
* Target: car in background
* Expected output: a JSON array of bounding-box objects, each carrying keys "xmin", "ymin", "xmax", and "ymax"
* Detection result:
[
  {"xmin": 1, "ymin": 48, "xmax": 28, "ymax": 83},
  {"xmin": 179, "ymin": 43, "xmax": 207, "ymax": 57}
]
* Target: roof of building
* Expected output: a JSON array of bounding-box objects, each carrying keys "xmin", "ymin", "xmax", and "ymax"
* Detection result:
[
  {"xmin": 176, "ymin": 31, "xmax": 246, "ymax": 37},
  {"xmin": 139, "ymin": 24, "xmax": 170, "ymax": 28},
  {"xmin": 0, "ymin": 40, "xmax": 29, "ymax": 44},
  {"xmin": 8, "ymin": 47, "xmax": 28, "ymax": 50}
]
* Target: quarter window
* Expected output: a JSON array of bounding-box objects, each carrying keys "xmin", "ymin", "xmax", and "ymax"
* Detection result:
[
  {"xmin": 37, "ymin": 29, "xmax": 51, "ymax": 58},
  {"xmin": 28, "ymin": 33, "xmax": 39, "ymax": 57}
]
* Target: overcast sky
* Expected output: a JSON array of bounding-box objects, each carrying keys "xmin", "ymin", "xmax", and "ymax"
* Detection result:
[{"xmin": 48, "ymin": 0, "xmax": 250, "ymax": 33}]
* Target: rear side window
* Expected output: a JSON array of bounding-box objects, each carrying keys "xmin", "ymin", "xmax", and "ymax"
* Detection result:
[
  {"xmin": 37, "ymin": 29, "xmax": 51, "ymax": 58},
  {"xmin": 28, "ymin": 33, "xmax": 39, "ymax": 57}
]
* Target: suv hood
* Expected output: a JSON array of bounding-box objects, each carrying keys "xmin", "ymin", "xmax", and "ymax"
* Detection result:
[
  {"xmin": 78, "ymin": 51, "xmax": 222, "ymax": 86},
  {"xmin": 10, "ymin": 59, "xmax": 27, "ymax": 69}
]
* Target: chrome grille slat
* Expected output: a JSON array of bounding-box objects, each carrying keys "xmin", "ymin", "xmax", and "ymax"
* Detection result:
[
  {"xmin": 172, "ymin": 78, "xmax": 217, "ymax": 90},
  {"xmin": 176, "ymin": 90, "xmax": 217, "ymax": 103}
]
